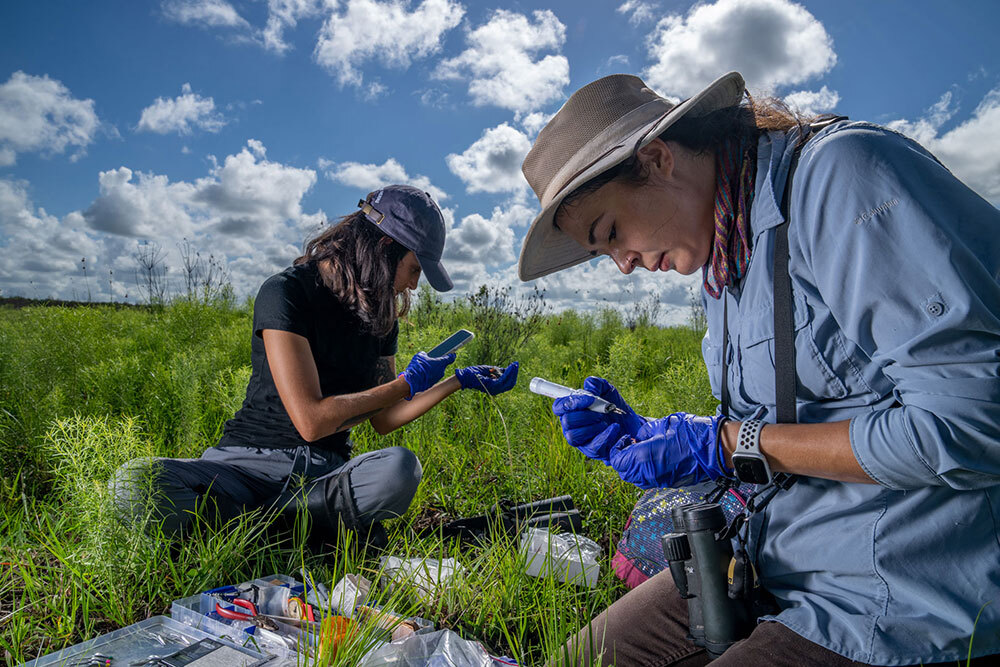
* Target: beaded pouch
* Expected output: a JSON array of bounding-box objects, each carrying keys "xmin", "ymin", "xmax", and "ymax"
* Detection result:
[{"xmin": 611, "ymin": 481, "xmax": 753, "ymax": 588}]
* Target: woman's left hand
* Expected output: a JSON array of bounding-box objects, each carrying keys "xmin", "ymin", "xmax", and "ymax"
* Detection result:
[
  {"xmin": 455, "ymin": 362, "xmax": 519, "ymax": 395},
  {"xmin": 608, "ymin": 413, "xmax": 727, "ymax": 489}
]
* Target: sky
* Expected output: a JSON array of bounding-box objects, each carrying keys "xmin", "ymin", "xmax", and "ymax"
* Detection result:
[{"xmin": 1, "ymin": 0, "xmax": 998, "ymax": 324}]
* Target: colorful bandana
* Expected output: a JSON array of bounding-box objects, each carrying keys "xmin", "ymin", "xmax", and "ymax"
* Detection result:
[{"xmin": 703, "ymin": 136, "xmax": 757, "ymax": 299}]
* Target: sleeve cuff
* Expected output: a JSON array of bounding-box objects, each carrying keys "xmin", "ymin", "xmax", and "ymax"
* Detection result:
[
  {"xmin": 254, "ymin": 318, "xmax": 309, "ymax": 339},
  {"xmin": 849, "ymin": 411, "xmax": 940, "ymax": 490}
]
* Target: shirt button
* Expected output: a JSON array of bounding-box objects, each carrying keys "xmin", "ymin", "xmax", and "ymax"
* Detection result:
[{"xmin": 926, "ymin": 301, "xmax": 944, "ymax": 317}]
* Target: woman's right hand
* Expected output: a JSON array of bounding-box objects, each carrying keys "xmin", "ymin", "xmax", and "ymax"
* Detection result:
[
  {"xmin": 400, "ymin": 351, "xmax": 456, "ymax": 399},
  {"xmin": 551, "ymin": 376, "xmax": 646, "ymax": 463}
]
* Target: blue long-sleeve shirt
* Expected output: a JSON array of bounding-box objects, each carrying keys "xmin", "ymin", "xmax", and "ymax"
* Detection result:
[{"xmin": 701, "ymin": 120, "xmax": 1000, "ymax": 664}]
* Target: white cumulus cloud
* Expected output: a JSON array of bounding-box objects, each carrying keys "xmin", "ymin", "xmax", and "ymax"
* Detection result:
[
  {"xmin": 322, "ymin": 157, "xmax": 448, "ymax": 203},
  {"xmin": 63, "ymin": 140, "xmax": 323, "ymax": 299},
  {"xmin": 618, "ymin": 1, "xmax": 659, "ymax": 27},
  {"xmin": 520, "ymin": 111, "xmax": 555, "ymax": 137},
  {"xmin": 137, "ymin": 83, "xmax": 227, "ymax": 135},
  {"xmin": 83, "ymin": 139, "xmax": 317, "ymax": 240},
  {"xmin": 440, "ymin": 203, "xmax": 535, "ymax": 292},
  {"xmin": 262, "ymin": 0, "xmax": 325, "ymax": 52},
  {"xmin": 3, "ymin": 142, "xmax": 327, "ymax": 301},
  {"xmin": 886, "ymin": 90, "xmax": 958, "ymax": 146},
  {"xmin": 314, "ymin": 0, "xmax": 465, "ymax": 88},
  {"xmin": 888, "ymin": 87, "xmax": 1000, "ymax": 206},
  {"xmin": 193, "ymin": 139, "xmax": 317, "ymax": 235},
  {"xmin": 83, "ymin": 167, "xmax": 199, "ymax": 239},
  {"xmin": 435, "ymin": 9, "xmax": 569, "ymax": 115},
  {"xmin": 643, "ymin": 0, "xmax": 836, "ymax": 98},
  {"xmin": 0, "ymin": 178, "xmax": 107, "ymax": 299},
  {"xmin": 0, "ymin": 71, "xmax": 100, "ymax": 165},
  {"xmin": 161, "ymin": 0, "xmax": 250, "ymax": 29},
  {"xmin": 446, "ymin": 123, "xmax": 532, "ymax": 194},
  {"xmin": 783, "ymin": 85, "xmax": 841, "ymax": 117},
  {"xmin": 534, "ymin": 255, "xmax": 698, "ymax": 326},
  {"xmin": 443, "ymin": 210, "xmax": 517, "ymax": 266}
]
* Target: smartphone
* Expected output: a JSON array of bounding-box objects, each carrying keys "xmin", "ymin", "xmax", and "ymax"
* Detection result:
[{"xmin": 428, "ymin": 329, "xmax": 474, "ymax": 357}]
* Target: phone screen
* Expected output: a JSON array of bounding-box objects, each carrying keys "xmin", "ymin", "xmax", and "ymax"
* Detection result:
[{"xmin": 428, "ymin": 329, "xmax": 474, "ymax": 357}]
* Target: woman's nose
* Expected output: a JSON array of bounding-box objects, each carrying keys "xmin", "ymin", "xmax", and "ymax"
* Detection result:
[{"xmin": 611, "ymin": 248, "xmax": 640, "ymax": 274}]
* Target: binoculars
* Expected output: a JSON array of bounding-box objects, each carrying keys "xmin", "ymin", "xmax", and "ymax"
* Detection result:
[{"xmin": 661, "ymin": 502, "xmax": 751, "ymax": 659}]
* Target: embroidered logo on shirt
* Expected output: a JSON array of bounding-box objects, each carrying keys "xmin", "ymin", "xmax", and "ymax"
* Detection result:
[{"xmin": 853, "ymin": 199, "xmax": 899, "ymax": 225}]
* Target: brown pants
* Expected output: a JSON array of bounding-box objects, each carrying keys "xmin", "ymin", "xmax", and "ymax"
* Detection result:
[{"xmin": 555, "ymin": 568, "xmax": 992, "ymax": 667}]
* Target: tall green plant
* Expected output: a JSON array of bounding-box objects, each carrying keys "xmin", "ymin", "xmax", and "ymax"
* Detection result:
[{"xmin": 467, "ymin": 284, "xmax": 546, "ymax": 366}]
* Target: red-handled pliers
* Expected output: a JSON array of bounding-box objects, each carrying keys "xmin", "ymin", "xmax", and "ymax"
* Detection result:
[{"xmin": 215, "ymin": 597, "xmax": 260, "ymax": 621}]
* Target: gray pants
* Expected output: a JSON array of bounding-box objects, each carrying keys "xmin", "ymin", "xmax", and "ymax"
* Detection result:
[{"xmin": 110, "ymin": 444, "xmax": 422, "ymax": 537}]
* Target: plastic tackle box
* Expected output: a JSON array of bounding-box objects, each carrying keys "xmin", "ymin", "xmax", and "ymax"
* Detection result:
[
  {"xmin": 18, "ymin": 615, "xmax": 274, "ymax": 667},
  {"xmin": 171, "ymin": 573, "xmax": 310, "ymax": 662}
]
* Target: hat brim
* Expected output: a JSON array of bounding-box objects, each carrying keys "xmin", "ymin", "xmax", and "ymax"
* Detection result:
[
  {"xmin": 416, "ymin": 253, "xmax": 453, "ymax": 292},
  {"xmin": 518, "ymin": 72, "xmax": 745, "ymax": 282}
]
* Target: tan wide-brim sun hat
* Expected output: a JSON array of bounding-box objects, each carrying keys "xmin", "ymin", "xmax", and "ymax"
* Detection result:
[{"xmin": 518, "ymin": 71, "xmax": 746, "ymax": 281}]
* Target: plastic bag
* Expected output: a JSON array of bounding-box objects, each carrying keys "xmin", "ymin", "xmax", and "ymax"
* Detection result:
[
  {"xmin": 380, "ymin": 557, "xmax": 465, "ymax": 601},
  {"xmin": 521, "ymin": 527, "xmax": 602, "ymax": 587},
  {"xmin": 358, "ymin": 629, "xmax": 493, "ymax": 666},
  {"xmin": 329, "ymin": 573, "xmax": 373, "ymax": 617}
]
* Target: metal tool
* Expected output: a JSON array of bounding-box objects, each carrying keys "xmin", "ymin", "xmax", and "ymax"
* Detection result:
[
  {"xmin": 529, "ymin": 377, "xmax": 626, "ymax": 415},
  {"xmin": 68, "ymin": 654, "xmax": 112, "ymax": 667},
  {"xmin": 425, "ymin": 494, "xmax": 583, "ymax": 542},
  {"xmin": 214, "ymin": 598, "xmax": 283, "ymax": 632}
]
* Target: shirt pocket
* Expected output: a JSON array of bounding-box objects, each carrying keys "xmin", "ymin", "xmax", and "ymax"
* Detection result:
[
  {"xmin": 739, "ymin": 292, "xmax": 848, "ymax": 405},
  {"xmin": 703, "ymin": 336, "xmax": 723, "ymax": 400}
]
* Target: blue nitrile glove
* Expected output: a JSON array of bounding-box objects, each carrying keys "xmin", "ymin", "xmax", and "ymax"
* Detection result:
[
  {"xmin": 455, "ymin": 361, "xmax": 519, "ymax": 395},
  {"xmin": 552, "ymin": 377, "xmax": 647, "ymax": 463},
  {"xmin": 581, "ymin": 376, "xmax": 647, "ymax": 436},
  {"xmin": 607, "ymin": 413, "xmax": 724, "ymax": 489},
  {"xmin": 400, "ymin": 351, "xmax": 456, "ymax": 399}
]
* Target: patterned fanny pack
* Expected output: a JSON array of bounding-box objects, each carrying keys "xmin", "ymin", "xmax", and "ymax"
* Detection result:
[{"xmin": 611, "ymin": 480, "xmax": 754, "ymax": 588}]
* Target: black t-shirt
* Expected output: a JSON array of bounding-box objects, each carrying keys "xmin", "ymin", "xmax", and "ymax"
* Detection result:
[{"xmin": 218, "ymin": 261, "xmax": 398, "ymax": 457}]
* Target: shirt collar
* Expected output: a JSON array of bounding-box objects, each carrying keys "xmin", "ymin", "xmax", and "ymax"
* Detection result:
[{"xmin": 751, "ymin": 126, "xmax": 810, "ymax": 238}]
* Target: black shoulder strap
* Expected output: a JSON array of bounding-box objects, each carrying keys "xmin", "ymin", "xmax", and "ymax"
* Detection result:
[
  {"xmin": 721, "ymin": 117, "xmax": 848, "ymax": 504},
  {"xmin": 720, "ymin": 117, "xmax": 848, "ymax": 425},
  {"xmin": 773, "ymin": 116, "xmax": 847, "ymax": 423},
  {"xmin": 773, "ymin": 145, "xmax": 802, "ymax": 424}
]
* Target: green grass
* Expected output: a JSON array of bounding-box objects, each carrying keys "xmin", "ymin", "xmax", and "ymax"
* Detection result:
[{"xmin": 0, "ymin": 295, "xmax": 713, "ymax": 665}]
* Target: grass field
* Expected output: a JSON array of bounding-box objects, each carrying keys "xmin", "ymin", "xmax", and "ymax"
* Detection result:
[{"xmin": 0, "ymin": 289, "xmax": 714, "ymax": 665}]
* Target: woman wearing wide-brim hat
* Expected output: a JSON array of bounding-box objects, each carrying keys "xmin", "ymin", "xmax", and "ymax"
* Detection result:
[
  {"xmin": 112, "ymin": 185, "xmax": 518, "ymax": 548},
  {"xmin": 521, "ymin": 73, "xmax": 1000, "ymax": 665}
]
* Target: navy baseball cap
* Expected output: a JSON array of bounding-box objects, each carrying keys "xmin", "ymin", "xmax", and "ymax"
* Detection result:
[{"xmin": 358, "ymin": 185, "xmax": 453, "ymax": 292}]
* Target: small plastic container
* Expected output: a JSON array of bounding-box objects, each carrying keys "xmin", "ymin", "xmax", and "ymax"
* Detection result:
[
  {"xmin": 170, "ymin": 593, "xmax": 306, "ymax": 662},
  {"xmin": 18, "ymin": 615, "xmax": 274, "ymax": 667},
  {"xmin": 520, "ymin": 527, "xmax": 602, "ymax": 588}
]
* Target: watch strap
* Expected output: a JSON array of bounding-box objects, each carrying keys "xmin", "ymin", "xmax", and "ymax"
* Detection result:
[
  {"xmin": 733, "ymin": 419, "xmax": 772, "ymax": 485},
  {"xmin": 737, "ymin": 419, "xmax": 765, "ymax": 455}
]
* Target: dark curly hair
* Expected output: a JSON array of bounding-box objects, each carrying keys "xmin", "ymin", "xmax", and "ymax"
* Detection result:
[{"xmin": 295, "ymin": 204, "xmax": 411, "ymax": 337}]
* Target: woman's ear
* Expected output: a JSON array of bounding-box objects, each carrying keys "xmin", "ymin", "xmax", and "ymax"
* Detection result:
[
  {"xmin": 378, "ymin": 235, "xmax": 394, "ymax": 248},
  {"xmin": 636, "ymin": 138, "xmax": 674, "ymax": 181}
]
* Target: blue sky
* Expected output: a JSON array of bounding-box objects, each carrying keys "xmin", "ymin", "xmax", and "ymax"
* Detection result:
[{"xmin": 1, "ymin": 0, "xmax": 998, "ymax": 322}]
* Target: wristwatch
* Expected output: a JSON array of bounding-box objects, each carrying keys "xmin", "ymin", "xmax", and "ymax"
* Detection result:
[{"xmin": 731, "ymin": 419, "xmax": 773, "ymax": 485}]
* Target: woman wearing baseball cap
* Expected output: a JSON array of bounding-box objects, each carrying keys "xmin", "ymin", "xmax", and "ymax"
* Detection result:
[
  {"xmin": 113, "ymin": 185, "xmax": 518, "ymax": 549},
  {"xmin": 522, "ymin": 74, "xmax": 1000, "ymax": 665}
]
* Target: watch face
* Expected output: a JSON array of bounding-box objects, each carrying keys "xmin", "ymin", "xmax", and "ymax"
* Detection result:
[{"xmin": 733, "ymin": 455, "xmax": 772, "ymax": 485}]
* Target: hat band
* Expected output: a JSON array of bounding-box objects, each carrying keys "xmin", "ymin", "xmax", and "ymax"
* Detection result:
[
  {"xmin": 539, "ymin": 99, "xmax": 672, "ymax": 205},
  {"xmin": 547, "ymin": 142, "xmax": 625, "ymax": 202}
]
